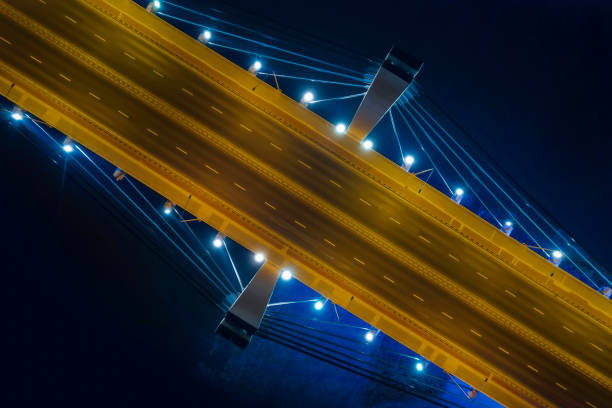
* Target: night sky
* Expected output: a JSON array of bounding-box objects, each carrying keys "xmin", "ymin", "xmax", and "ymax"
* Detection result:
[{"xmin": 13, "ymin": 1, "xmax": 611, "ymax": 407}]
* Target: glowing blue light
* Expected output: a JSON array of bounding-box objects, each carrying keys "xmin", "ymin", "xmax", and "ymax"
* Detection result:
[
  {"xmin": 404, "ymin": 155, "xmax": 415, "ymax": 165},
  {"xmin": 552, "ymin": 250, "xmax": 563, "ymax": 259},
  {"xmin": 253, "ymin": 60, "xmax": 262, "ymax": 71},
  {"xmin": 202, "ymin": 30, "xmax": 212, "ymax": 41},
  {"xmin": 335, "ymin": 123, "xmax": 346, "ymax": 134},
  {"xmin": 362, "ymin": 139, "xmax": 373, "ymax": 150},
  {"xmin": 416, "ymin": 362, "xmax": 424, "ymax": 371},
  {"xmin": 365, "ymin": 331, "xmax": 375, "ymax": 342},
  {"xmin": 314, "ymin": 300, "xmax": 324, "ymax": 310},
  {"xmin": 163, "ymin": 207, "xmax": 171, "ymax": 215},
  {"xmin": 281, "ymin": 269, "xmax": 292, "ymax": 281},
  {"xmin": 302, "ymin": 91, "xmax": 314, "ymax": 103},
  {"xmin": 62, "ymin": 144, "xmax": 74, "ymax": 153},
  {"xmin": 505, "ymin": 221, "xmax": 513, "ymax": 227},
  {"xmin": 455, "ymin": 188, "xmax": 464, "ymax": 196},
  {"xmin": 11, "ymin": 112, "xmax": 23, "ymax": 121},
  {"xmin": 254, "ymin": 252, "xmax": 266, "ymax": 263},
  {"xmin": 212, "ymin": 238, "xmax": 223, "ymax": 248},
  {"xmin": 153, "ymin": 1, "xmax": 161, "ymax": 9}
]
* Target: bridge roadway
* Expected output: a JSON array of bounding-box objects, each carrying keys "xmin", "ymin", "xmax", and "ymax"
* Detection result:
[{"xmin": 1, "ymin": 1, "xmax": 610, "ymax": 406}]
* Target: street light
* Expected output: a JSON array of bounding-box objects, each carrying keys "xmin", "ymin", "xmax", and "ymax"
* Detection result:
[
  {"xmin": 212, "ymin": 238, "xmax": 223, "ymax": 248},
  {"xmin": 365, "ymin": 331, "xmax": 375, "ymax": 342},
  {"xmin": 335, "ymin": 123, "xmax": 346, "ymax": 134},
  {"xmin": 301, "ymin": 91, "xmax": 314, "ymax": 106},
  {"xmin": 249, "ymin": 60, "xmax": 262, "ymax": 73},
  {"xmin": 552, "ymin": 250, "xmax": 563, "ymax": 266},
  {"xmin": 10, "ymin": 107, "xmax": 23, "ymax": 121},
  {"xmin": 404, "ymin": 155, "xmax": 415, "ymax": 172},
  {"xmin": 314, "ymin": 300, "xmax": 324, "ymax": 310},
  {"xmin": 146, "ymin": 1, "xmax": 160, "ymax": 12},
  {"xmin": 416, "ymin": 362, "xmax": 424, "ymax": 372},
  {"xmin": 502, "ymin": 220, "xmax": 514, "ymax": 236},
  {"xmin": 362, "ymin": 139, "xmax": 373, "ymax": 150},
  {"xmin": 280, "ymin": 269, "xmax": 292, "ymax": 281},
  {"xmin": 62, "ymin": 137, "xmax": 74, "ymax": 153},
  {"xmin": 452, "ymin": 188, "xmax": 464, "ymax": 204},
  {"xmin": 254, "ymin": 252, "xmax": 265, "ymax": 263},
  {"xmin": 198, "ymin": 30, "xmax": 212, "ymax": 43},
  {"xmin": 162, "ymin": 200, "xmax": 175, "ymax": 215}
]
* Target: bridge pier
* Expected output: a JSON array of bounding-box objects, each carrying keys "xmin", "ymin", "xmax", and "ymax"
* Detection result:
[
  {"xmin": 348, "ymin": 46, "xmax": 422, "ymax": 143},
  {"xmin": 216, "ymin": 262, "xmax": 280, "ymax": 348}
]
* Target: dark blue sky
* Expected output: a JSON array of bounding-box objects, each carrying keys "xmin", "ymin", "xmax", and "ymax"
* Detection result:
[{"xmin": 13, "ymin": 1, "xmax": 611, "ymax": 407}]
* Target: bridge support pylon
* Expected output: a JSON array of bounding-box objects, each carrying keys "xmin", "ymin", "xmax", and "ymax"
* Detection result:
[
  {"xmin": 348, "ymin": 46, "xmax": 423, "ymax": 143},
  {"xmin": 216, "ymin": 262, "xmax": 280, "ymax": 348}
]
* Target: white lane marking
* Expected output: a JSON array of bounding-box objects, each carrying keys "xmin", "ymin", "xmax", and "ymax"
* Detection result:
[
  {"xmin": 389, "ymin": 217, "xmax": 401, "ymax": 225},
  {"xmin": 323, "ymin": 238, "xmax": 335, "ymax": 247},
  {"xmin": 497, "ymin": 346, "xmax": 510, "ymax": 355},
  {"xmin": 532, "ymin": 307, "xmax": 545, "ymax": 316},
  {"xmin": 264, "ymin": 202, "xmax": 276, "ymax": 210},
  {"xmin": 555, "ymin": 383, "xmax": 567, "ymax": 391},
  {"xmin": 64, "ymin": 15, "xmax": 77, "ymax": 24},
  {"xmin": 240, "ymin": 123, "xmax": 252, "ymax": 132},
  {"xmin": 88, "ymin": 91, "xmax": 101, "ymax": 101},
  {"xmin": 294, "ymin": 220, "xmax": 307, "ymax": 229},
  {"xmin": 153, "ymin": 70, "xmax": 165, "ymax": 78},
  {"xmin": 441, "ymin": 312, "xmax": 454, "ymax": 320},
  {"xmin": 383, "ymin": 275, "xmax": 395, "ymax": 284},
  {"xmin": 448, "ymin": 253, "xmax": 460, "ymax": 262},
  {"xmin": 585, "ymin": 401, "xmax": 597, "ymax": 408},
  {"xmin": 30, "ymin": 55, "xmax": 42, "ymax": 64},
  {"xmin": 418, "ymin": 235, "xmax": 431, "ymax": 244},
  {"xmin": 470, "ymin": 329, "xmax": 481, "ymax": 337},
  {"xmin": 175, "ymin": 146, "xmax": 188, "ymax": 155},
  {"xmin": 205, "ymin": 164, "xmax": 219, "ymax": 174},
  {"xmin": 297, "ymin": 160, "xmax": 311, "ymax": 169},
  {"xmin": 117, "ymin": 110, "xmax": 130, "ymax": 119},
  {"xmin": 562, "ymin": 326, "xmax": 574, "ymax": 334},
  {"xmin": 504, "ymin": 290, "xmax": 517, "ymax": 298},
  {"xmin": 359, "ymin": 198, "xmax": 372, "ymax": 207},
  {"xmin": 181, "ymin": 88, "xmax": 194, "ymax": 96},
  {"xmin": 0, "ymin": 36, "xmax": 12, "ymax": 45},
  {"xmin": 58, "ymin": 73, "xmax": 71, "ymax": 82},
  {"xmin": 527, "ymin": 364, "xmax": 538, "ymax": 373},
  {"xmin": 94, "ymin": 33, "xmax": 106, "ymax": 42},
  {"xmin": 329, "ymin": 179, "xmax": 342, "ymax": 188},
  {"xmin": 353, "ymin": 257, "xmax": 365, "ymax": 265},
  {"xmin": 590, "ymin": 343, "xmax": 603, "ymax": 352},
  {"xmin": 477, "ymin": 272, "xmax": 488, "ymax": 280},
  {"xmin": 412, "ymin": 294, "xmax": 424, "ymax": 302},
  {"xmin": 270, "ymin": 142, "xmax": 283, "ymax": 151},
  {"xmin": 123, "ymin": 51, "xmax": 136, "ymax": 61},
  {"xmin": 233, "ymin": 182, "xmax": 246, "ymax": 191},
  {"xmin": 146, "ymin": 128, "xmax": 158, "ymax": 136},
  {"xmin": 211, "ymin": 106, "xmax": 223, "ymax": 114},
  {"xmin": 39, "ymin": 0, "xmax": 47, "ymax": 4}
]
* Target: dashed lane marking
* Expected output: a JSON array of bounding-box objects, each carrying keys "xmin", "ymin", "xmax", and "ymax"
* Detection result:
[
  {"xmin": 412, "ymin": 294, "xmax": 424, "ymax": 302},
  {"xmin": 88, "ymin": 92, "xmax": 101, "ymax": 101},
  {"xmin": 497, "ymin": 346, "xmax": 510, "ymax": 355},
  {"xmin": 389, "ymin": 217, "xmax": 400, "ymax": 225},
  {"xmin": 153, "ymin": 70, "xmax": 165, "ymax": 78},
  {"xmin": 448, "ymin": 253, "xmax": 460, "ymax": 262},
  {"xmin": 30, "ymin": 56, "xmax": 42, "ymax": 64},
  {"xmin": 383, "ymin": 275, "xmax": 395, "ymax": 284},
  {"xmin": 211, "ymin": 106, "xmax": 223, "ymax": 114},
  {"xmin": 323, "ymin": 239, "xmax": 335, "ymax": 247},
  {"xmin": 359, "ymin": 198, "xmax": 372, "ymax": 207},
  {"xmin": 470, "ymin": 329, "xmax": 481, "ymax": 337},
  {"xmin": 555, "ymin": 383, "xmax": 567, "ymax": 391},
  {"xmin": 294, "ymin": 220, "xmax": 307, "ymax": 229},
  {"xmin": 270, "ymin": 142, "xmax": 283, "ymax": 151},
  {"xmin": 94, "ymin": 33, "xmax": 106, "ymax": 42},
  {"xmin": 297, "ymin": 160, "xmax": 311, "ymax": 169},
  {"xmin": 240, "ymin": 123, "xmax": 252, "ymax": 132},
  {"xmin": 175, "ymin": 146, "xmax": 188, "ymax": 155},
  {"xmin": 329, "ymin": 179, "xmax": 342, "ymax": 188},
  {"xmin": 527, "ymin": 365, "xmax": 538, "ymax": 373},
  {"xmin": 353, "ymin": 257, "xmax": 365, "ymax": 265},
  {"xmin": 205, "ymin": 164, "xmax": 219, "ymax": 174},
  {"xmin": 39, "ymin": 0, "xmax": 47, "ymax": 4},
  {"xmin": 146, "ymin": 128, "xmax": 158, "ymax": 136},
  {"xmin": 64, "ymin": 15, "xmax": 77, "ymax": 24},
  {"xmin": 58, "ymin": 73, "xmax": 71, "ymax": 82},
  {"xmin": 181, "ymin": 88, "xmax": 194, "ymax": 96},
  {"xmin": 264, "ymin": 202, "xmax": 276, "ymax": 210},
  {"xmin": 233, "ymin": 183, "xmax": 246, "ymax": 191},
  {"xmin": 117, "ymin": 110, "xmax": 130, "ymax": 119},
  {"xmin": 418, "ymin": 235, "xmax": 431, "ymax": 244},
  {"xmin": 586, "ymin": 401, "xmax": 597, "ymax": 408},
  {"xmin": 532, "ymin": 307, "xmax": 545, "ymax": 316},
  {"xmin": 590, "ymin": 343, "xmax": 603, "ymax": 352},
  {"xmin": 123, "ymin": 51, "xmax": 136, "ymax": 61},
  {"xmin": 504, "ymin": 290, "xmax": 517, "ymax": 298},
  {"xmin": 477, "ymin": 272, "xmax": 488, "ymax": 280},
  {"xmin": 562, "ymin": 326, "xmax": 574, "ymax": 334},
  {"xmin": 441, "ymin": 312, "xmax": 454, "ymax": 320},
  {"xmin": 0, "ymin": 36, "xmax": 12, "ymax": 45}
]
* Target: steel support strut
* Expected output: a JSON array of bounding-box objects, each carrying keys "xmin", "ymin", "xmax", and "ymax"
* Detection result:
[{"xmin": 216, "ymin": 262, "xmax": 280, "ymax": 348}]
